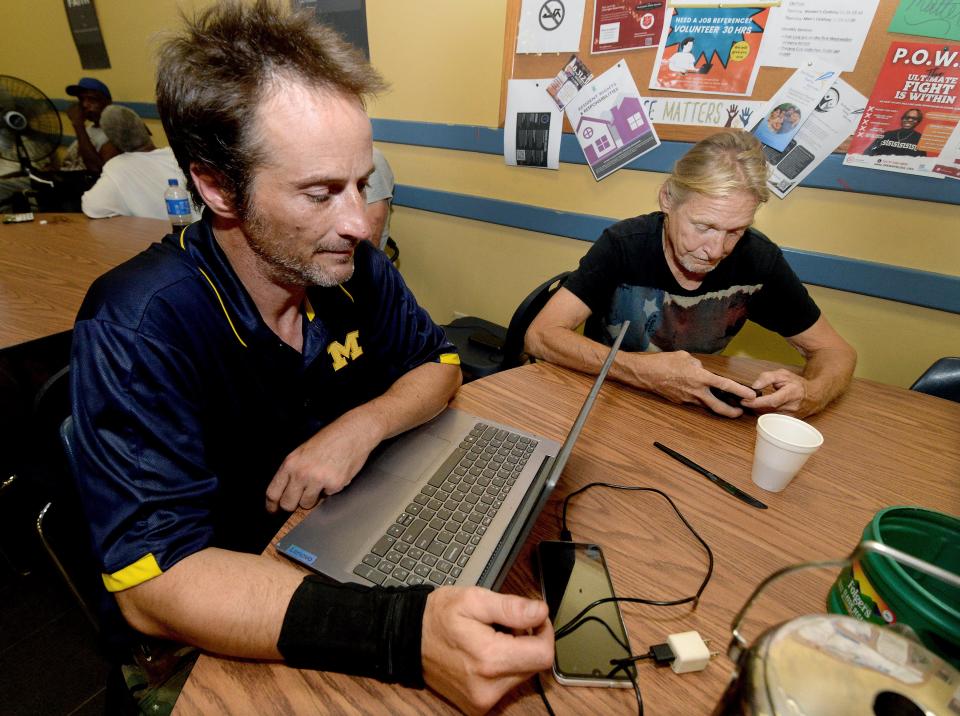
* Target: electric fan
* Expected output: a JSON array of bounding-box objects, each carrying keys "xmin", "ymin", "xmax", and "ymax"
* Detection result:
[{"xmin": 0, "ymin": 75, "xmax": 62, "ymax": 177}]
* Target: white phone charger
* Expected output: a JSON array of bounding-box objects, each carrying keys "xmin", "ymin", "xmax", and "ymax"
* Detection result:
[{"xmin": 667, "ymin": 631, "xmax": 710, "ymax": 673}]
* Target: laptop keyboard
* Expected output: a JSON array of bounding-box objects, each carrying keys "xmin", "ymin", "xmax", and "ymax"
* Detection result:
[{"xmin": 352, "ymin": 423, "xmax": 538, "ymax": 587}]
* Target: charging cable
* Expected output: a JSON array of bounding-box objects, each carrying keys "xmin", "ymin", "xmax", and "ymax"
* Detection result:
[{"xmin": 538, "ymin": 483, "xmax": 717, "ymax": 715}]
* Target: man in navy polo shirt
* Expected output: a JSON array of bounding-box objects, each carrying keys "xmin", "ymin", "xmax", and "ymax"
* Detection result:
[{"xmin": 70, "ymin": 2, "xmax": 552, "ymax": 712}]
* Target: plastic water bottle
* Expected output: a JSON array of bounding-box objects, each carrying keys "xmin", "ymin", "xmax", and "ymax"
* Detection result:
[{"xmin": 164, "ymin": 178, "xmax": 192, "ymax": 231}]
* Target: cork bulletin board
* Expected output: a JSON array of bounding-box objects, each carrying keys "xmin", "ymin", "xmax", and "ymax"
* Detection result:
[{"xmin": 499, "ymin": 1, "xmax": 923, "ymax": 144}]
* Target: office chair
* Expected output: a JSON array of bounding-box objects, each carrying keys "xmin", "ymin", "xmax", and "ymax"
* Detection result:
[
  {"xmin": 442, "ymin": 271, "xmax": 570, "ymax": 382},
  {"xmin": 384, "ymin": 236, "xmax": 399, "ymax": 265},
  {"xmin": 27, "ymin": 366, "xmax": 103, "ymax": 634},
  {"xmin": 910, "ymin": 357, "xmax": 960, "ymax": 403},
  {"xmin": 35, "ymin": 415, "xmax": 105, "ymax": 633}
]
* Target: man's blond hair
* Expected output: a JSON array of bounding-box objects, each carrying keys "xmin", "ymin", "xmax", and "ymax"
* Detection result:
[{"xmin": 661, "ymin": 130, "xmax": 770, "ymax": 206}]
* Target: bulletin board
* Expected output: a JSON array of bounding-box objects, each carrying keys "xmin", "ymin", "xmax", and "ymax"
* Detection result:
[{"xmin": 500, "ymin": 1, "xmax": 923, "ymax": 145}]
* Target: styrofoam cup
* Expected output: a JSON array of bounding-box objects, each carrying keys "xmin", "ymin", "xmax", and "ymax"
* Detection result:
[{"xmin": 751, "ymin": 414, "xmax": 824, "ymax": 492}]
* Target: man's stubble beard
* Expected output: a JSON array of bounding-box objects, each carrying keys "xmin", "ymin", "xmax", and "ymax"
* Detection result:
[{"xmin": 243, "ymin": 204, "xmax": 354, "ymax": 288}]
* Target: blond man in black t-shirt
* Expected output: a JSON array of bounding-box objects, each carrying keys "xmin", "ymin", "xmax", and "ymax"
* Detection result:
[{"xmin": 526, "ymin": 130, "xmax": 856, "ymax": 419}]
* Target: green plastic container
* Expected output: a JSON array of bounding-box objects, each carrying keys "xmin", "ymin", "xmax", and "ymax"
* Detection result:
[{"xmin": 827, "ymin": 506, "xmax": 960, "ymax": 669}]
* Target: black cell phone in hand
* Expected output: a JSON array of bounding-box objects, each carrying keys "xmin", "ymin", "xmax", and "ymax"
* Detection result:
[
  {"xmin": 537, "ymin": 541, "xmax": 635, "ymax": 688},
  {"xmin": 710, "ymin": 381, "xmax": 762, "ymax": 407}
]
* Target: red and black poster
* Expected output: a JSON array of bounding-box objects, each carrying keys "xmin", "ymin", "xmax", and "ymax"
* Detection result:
[{"xmin": 844, "ymin": 41, "xmax": 960, "ymax": 177}]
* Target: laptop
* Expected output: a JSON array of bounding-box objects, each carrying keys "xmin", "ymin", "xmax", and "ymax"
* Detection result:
[{"xmin": 277, "ymin": 321, "xmax": 629, "ymax": 591}]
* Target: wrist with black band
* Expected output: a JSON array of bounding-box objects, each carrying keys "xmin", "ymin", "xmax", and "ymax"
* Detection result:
[{"xmin": 277, "ymin": 575, "xmax": 434, "ymax": 687}]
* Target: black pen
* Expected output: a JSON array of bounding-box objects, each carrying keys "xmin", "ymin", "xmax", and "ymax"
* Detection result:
[{"xmin": 653, "ymin": 442, "xmax": 767, "ymax": 510}]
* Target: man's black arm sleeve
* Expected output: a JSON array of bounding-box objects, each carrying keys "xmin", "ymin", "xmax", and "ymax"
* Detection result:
[{"xmin": 277, "ymin": 575, "xmax": 434, "ymax": 687}]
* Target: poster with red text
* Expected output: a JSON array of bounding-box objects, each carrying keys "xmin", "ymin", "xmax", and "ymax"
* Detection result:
[
  {"xmin": 650, "ymin": 6, "xmax": 768, "ymax": 96},
  {"xmin": 591, "ymin": 1, "xmax": 666, "ymax": 54},
  {"xmin": 844, "ymin": 41, "xmax": 960, "ymax": 177}
]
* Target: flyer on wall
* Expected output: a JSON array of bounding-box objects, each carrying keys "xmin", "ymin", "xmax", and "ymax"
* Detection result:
[
  {"xmin": 516, "ymin": 0, "xmax": 587, "ymax": 54},
  {"xmin": 888, "ymin": 1, "xmax": 960, "ymax": 43},
  {"xmin": 591, "ymin": 0, "xmax": 665, "ymax": 54},
  {"xmin": 566, "ymin": 60, "xmax": 660, "ymax": 181},
  {"xmin": 504, "ymin": 79, "xmax": 564, "ymax": 170},
  {"xmin": 649, "ymin": 6, "xmax": 769, "ymax": 96},
  {"xmin": 759, "ymin": 0, "xmax": 879, "ymax": 72},
  {"xmin": 764, "ymin": 79, "xmax": 867, "ymax": 199},
  {"xmin": 546, "ymin": 55, "xmax": 594, "ymax": 110},
  {"xmin": 844, "ymin": 42, "xmax": 960, "ymax": 177},
  {"xmin": 932, "ymin": 121, "xmax": 960, "ymax": 179},
  {"xmin": 747, "ymin": 58, "xmax": 839, "ymax": 152}
]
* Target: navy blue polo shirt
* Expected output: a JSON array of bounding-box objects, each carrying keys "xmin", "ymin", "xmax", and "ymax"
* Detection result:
[{"xmin": 71, "ymin": 216, "xmax": 458, "ymax": 592}]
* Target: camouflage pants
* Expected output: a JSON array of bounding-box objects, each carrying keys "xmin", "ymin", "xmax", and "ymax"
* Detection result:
[{"xmin": 121, "ymin": 643, "xmax": 199, "ymax": 716}]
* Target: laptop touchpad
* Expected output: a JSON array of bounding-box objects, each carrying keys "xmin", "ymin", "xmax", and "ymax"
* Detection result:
[{"xmin": 372, "ymin": 432, "xmax": 451, "ymax": 482}]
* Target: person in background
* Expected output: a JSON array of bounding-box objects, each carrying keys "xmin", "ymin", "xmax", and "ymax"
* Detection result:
[
  {"xmin": 365, "ymin": 147, "xmax": 394, "ymax": 249},
  {"xmin": 60, "ymin": 77, "xmax": 120, "ymax": 172},
  {"xmin": 0, "ymin": 78, "xmax": 118, "ymax": 212},
  {"xmin": 81, "ymin": 104, "xmax": 196, "ymax": 221},
  {"xmin": 526, "ymin": 130, "xmax": 856, "ymax": 420}
]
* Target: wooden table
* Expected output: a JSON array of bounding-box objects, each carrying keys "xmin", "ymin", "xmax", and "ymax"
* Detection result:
[
  {"xmin": 0, "ymin": 213, "xmax": 165, "ymax": 349},
  {"xmin": 175, "ymin": 359, "xmax": 960, "ymax": 716}
]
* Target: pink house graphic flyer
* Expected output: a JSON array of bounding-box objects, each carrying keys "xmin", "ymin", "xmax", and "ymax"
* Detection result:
[{"xmin": 565, "ymin": 60, "xmax": 661, "ymax": 180}]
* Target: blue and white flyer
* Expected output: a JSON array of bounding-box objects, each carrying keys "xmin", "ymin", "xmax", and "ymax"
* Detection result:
[{"xmin": 747, "ymin": 58, "xmax": 839, "ymax": 152}]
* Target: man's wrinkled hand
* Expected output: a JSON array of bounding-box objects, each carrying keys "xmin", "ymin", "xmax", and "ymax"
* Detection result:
[
  {"xmin": 421, "ymin": 587, "xmax": 554, "ymax": 715},
  {"xmin": 742, "ymin": 369, "xmax": 810, "ymax": 417},
  {"xmin": 265, "ymin": 414, "xmax": 380, "ymax": 513},
  {"xmin": 628, "ymin": 351, "xmax": 756, "ymax": 418}
]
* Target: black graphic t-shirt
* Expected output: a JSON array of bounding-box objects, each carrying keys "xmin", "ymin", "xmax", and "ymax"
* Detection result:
[
  {"xmin": 864, "ymin": 129, "xmax": 925, "ymax": 157},
  {"xmin": 564, "ymin": 212, "xmax": 820, "ymax": 353}
]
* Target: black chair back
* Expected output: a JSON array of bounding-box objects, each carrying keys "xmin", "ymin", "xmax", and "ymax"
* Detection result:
[
  {"xmin": 499, "ymin": 271, "xmax": 570, "ymax": 371},
  {"xmin": 29, "ymin": 366, "xmax": 105, "ymax": 634},
  {"xmin": 910, "ymin": 357, "xmax": 960, "ymax": 403}
]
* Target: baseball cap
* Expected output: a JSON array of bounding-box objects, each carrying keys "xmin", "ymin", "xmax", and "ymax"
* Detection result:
[{"xmin": 65, "ymin": 77, "xmax": 112, "ymax": 102}]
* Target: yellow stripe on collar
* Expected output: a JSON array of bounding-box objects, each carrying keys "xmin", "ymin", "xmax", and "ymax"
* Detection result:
[
  {"xmin": 197, "ymin": 267, "xmax": 248, "ymax": 348},
  {"xmin": 177, "ymin": 230, "xmax": 248, "ymax": 348},
  {"xmin": 102, "ymin": 553, "xmax": 163, "ymax": 592},
  {"xmin": 339, "ymin": 284, "xmax": 355, "ymax": 303},
  {"xmin": 304, "ymin": 295, "xmax": 316, "ymax": 322}
]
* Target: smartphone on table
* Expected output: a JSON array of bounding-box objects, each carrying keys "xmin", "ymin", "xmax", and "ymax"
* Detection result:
[{"xmin": 537, "ymin": 540, "xmax": 635, "ymax": 687}]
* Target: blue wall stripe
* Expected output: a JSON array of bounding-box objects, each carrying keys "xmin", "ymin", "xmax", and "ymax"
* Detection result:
[
  {"xmin": 374, "ymin": 119, "xmax": 959, "ymax": 206},
  {"xmin": 393, "ymin": 184, "xmax": 960, "ymax": 315}
]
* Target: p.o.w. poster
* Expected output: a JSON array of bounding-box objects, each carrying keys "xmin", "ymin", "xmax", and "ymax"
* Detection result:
[{"xmin": 844, "ymin": 42, "xmax": 960, "ymax": 177}]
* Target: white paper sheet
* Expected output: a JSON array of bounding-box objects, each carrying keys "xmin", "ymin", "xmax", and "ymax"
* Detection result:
[
  {"xmin": 932, "ymin": 121, "xmax": 960, "ymax": 180},
  {"xmin": 517, "ymin": 0, "xmax": 587, "ymax": 54},
  {"xmin": 758, "ymin": 0, "xmax": 879, "ymax": 72},
  {"xmin": 504, "ymin": 79, "xmax": 564, "ymax": 170},
  {"xmin": 764, "ymin": 79, "xmax": 867, "ymax": 198}
]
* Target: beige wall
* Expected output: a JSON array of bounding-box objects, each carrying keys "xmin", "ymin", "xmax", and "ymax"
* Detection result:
[
  {"xmin": 5, "ymin": 0, "xmax": 958, "ymax": 387},
  {"xmin": 366, "ymin": 2, "xmax": 960, "ymax": 388}
]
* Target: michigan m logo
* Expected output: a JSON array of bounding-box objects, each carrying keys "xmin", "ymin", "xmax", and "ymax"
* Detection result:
[{"xmin": 327, "ymin": 330, "xmax": 363, "ymax": 371}]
